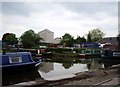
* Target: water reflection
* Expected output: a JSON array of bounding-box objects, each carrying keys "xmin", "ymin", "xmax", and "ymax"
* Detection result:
[
  {"xmin": 79, "ymin": 58, "xmax": 104, "ymax": 70},
  {"xmin": 38, "ymin": 62, "xmax": 88, "ymax": 80},
  {"xmin": 62, "ymin": 62, "xmax": 73, "ymax": 69},
  {"xmin": 38, "ymin": 58, "xmax": 120, "ymax": 81},
  {"xmin": 2, "ymin": 57, "xmax": 120, "ymax": 86},
  {"xmin": 99, "ymin": 59, "xmax": 120, "ymax": 68},
  {"xmin": 38, "ymin": 62, "xmax": 54, "ymax": 73}
]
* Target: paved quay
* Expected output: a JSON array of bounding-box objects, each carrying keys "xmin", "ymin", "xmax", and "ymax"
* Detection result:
[
  {"xmin": 3, "ymin": 77, "xmax": 120, "ymax": 87},
  {"xmin": 93, "ymin": 77, "xmax": 120, "ymax": 87}
]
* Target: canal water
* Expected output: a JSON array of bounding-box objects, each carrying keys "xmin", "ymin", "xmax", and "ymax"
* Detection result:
[{"xmin": 2, "ymin": 57, "xmax": 120, "ymax": 86}]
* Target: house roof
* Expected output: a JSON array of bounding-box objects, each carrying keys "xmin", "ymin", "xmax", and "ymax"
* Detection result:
[
  {"xmin": 96, "ymin": 37, "xmax": 118, "ymax": 45},
  {"xmin": 38, "ymin": 29, "xmax": 54, "ymax": 34}
]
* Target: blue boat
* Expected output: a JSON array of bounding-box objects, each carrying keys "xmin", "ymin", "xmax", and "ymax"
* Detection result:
[{"xmin": 0, "ymin": 51, "xmax": 41, "ymax": 72}]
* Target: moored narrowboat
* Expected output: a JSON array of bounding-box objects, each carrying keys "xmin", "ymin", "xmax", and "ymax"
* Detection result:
[
  {"xmin": 0, "ymin": 51, "xmax": 41, "ymax": 72},
  {"xmin": 79, "ymin": 49, "xmax": 101, "ymax": 58},
  {"xmin": 101, "ymin": 49, "xmax": 120, "ymax": 60}
]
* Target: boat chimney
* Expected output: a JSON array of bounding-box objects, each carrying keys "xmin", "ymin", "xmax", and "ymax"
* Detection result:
[{"xmin": 2, "ymin": 48, "xmax": 6, "ymax": 54}]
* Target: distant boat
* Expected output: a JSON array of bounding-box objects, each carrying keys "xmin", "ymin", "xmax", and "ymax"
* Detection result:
[
  {"xmin": 0, "ymin": 51, "xmax": 41, "ymax": 73},
  {"xmin": 79, "ymin": 49, "xmax": 101, "ymax": 58},
  {"xmin": 101, "ymin": 49, "xmax": 120, "ymax": 60}
]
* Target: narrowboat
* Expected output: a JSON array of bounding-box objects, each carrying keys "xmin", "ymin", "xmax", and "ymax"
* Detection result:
[
  {"xmin": 79, "ymin": 49, "xmax": 101, "ymax": 58},
  {"xmin": 101, "ymin": 49, "xmax": 120, "ymax": 60},
  {"xmin": 2, "ymin": 68, "xmax": 41, "ymax": 86},
  {"xmin": 0, "ymin": 51, "xmax": 41, "ymax": 72}
]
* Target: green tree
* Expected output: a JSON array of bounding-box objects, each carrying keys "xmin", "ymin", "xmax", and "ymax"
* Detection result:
[
  {"xmin": 20, "ymin": 29, "xmax": 42, "ymax": 48},
  {"xmin": 117, "ymin": 34, "xmax": 120, "ymax": 50},
  {"xmin": 76, "ymin": 36, "xmax": 86, "ymax": 43},
  {"xmin": 87, "ymin": 31, "xmax": 92, "ymax": 42},
  {"xmin": 88, "ymin": 28, "xmax": 105, "ymax": 42},
  {"xmin": 81, "ymin": 36, "xmax": 86, "ymax": 42},
  {"xmin": 2, "ymin": 33, "xmax": 18, "ymax": 45},
  {"xmin": 60, "ymin": 33, "xmax": 74, "ymax": 47}
]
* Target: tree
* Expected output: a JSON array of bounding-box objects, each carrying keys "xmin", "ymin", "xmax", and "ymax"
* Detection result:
[
  {"xmin": 88, "ymin": 28, "xmax": 105, "ymax": 42},
  {"xmin": 60, "ymin": 33, "xmax": 74, "ymax": 47},
  {"xmin": 2, "ymin": 33, "xmax": 18, "ymax": 45},
  {"xmin": 87, "ymin": 31, "xmax": 92, "ymax": 42},
  {"xmin": 20, "ymin": 29, "xmax": 42, "ymax": 48},
  {"xmin": 76, "ymin": 36, "xmax": 86, "ymax": 43},
  {"xmin": 117, "ymin": 34, "xmax": 120, "ymax": 50},
  {"xmin": 81, "ymin": 36, "xmax": 86, "ymax": 42}
]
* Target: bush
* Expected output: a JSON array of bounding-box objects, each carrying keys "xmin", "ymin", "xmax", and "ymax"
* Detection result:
[
  {"xmin": 45, "ymin": 48, "xmax": 72, "ymax": 53},
  {"xmin": 73, "ymin": 48, "xmax": 85, "ymax": 53},
  {"xmin": 45, "ymin": 47, "xmax": 102, "ymax": 54}
]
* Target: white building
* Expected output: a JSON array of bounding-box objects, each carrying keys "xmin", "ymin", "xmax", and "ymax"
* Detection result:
[
  {"xmin": 38, "ymin": 29, "xmax": 54, "ymax": 43},
  {"xmin": 54, "ymin": 37, "xmax": 61, "ymax": 44}
]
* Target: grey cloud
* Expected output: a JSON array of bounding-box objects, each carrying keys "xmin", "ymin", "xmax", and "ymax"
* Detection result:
[
  {"xmin": 2, "ymin": 2, "xmax": 31, "ymax": 16},
  {"xmin": 2, "ymin": 2, "xmax": 118, "ymax": 17},
  {"xmin": 59, "ymin": 2, "xmax": 118, "ymax": 16},
  {"xmin": 2, "ymin": 2, "xmax": 58, "ymax": 16},
  {"xmin": 118, "ymin": 1, "xmax": 120, "ymax": 33},
  {"xmin": 0, "ymin": 2, "xmax": 2, "ymax": 13}
]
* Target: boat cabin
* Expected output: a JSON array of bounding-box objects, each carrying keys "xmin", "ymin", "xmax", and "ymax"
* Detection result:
[
  {"xmin": 1, "ymin": 52, "xmax": 40, "ymax": 72},
  {"xmin": 2, "ymin": 52, "xmax": 34, "ymax": 65}
]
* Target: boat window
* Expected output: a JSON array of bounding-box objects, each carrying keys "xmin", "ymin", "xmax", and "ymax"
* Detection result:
[{"xmin": 9, "ymin": 55, "xmax": 22, "ymax": 63}]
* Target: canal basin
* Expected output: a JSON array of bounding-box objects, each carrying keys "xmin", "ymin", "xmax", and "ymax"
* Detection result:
[{"xmin": 2, "ymin": 57, "xmax": 120, "ymax": 86}]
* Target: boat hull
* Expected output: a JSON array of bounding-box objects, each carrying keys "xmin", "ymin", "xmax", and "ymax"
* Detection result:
[
  {"xmin": 101, "ymin": 56, "xmax": 120, "ymax": 60},
  {"xmin": 79, "ymin": 54, "xmax": 101, "ymax": 58},
  {"xmin": 2, "ymin": 62, "xmax": 40, "ymax": 74},
  {"xmin": 2, "ymin": 68, "xmax": 40, "ymax": 86},
  {"xmin": 101, "ymin": 50, "xmax": 120, "ymax": 60}
]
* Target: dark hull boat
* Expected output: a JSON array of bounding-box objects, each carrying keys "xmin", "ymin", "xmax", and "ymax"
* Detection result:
[
  {"xmin": 101, "ymin": 50, "xmax": 120, "ymax": 60},
  {"xmin": 79, "ymin": 49, "xmax": 101, "ymax": 58},
  {"xmin": 79, "ymin": 53, "xmax": 101, "ymax": 58},
  {"xmin": 2, "ymin": 68, "xmax": 40, "ymax": 86},
  {"xmin": 0, "ymin": 52, "xmax": 41, "ymax": 73}
]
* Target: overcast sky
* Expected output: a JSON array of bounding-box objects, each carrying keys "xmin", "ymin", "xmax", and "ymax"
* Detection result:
[{"xmin": 1, "ymin": 1, "xmax": 119, "ymax": 40}]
